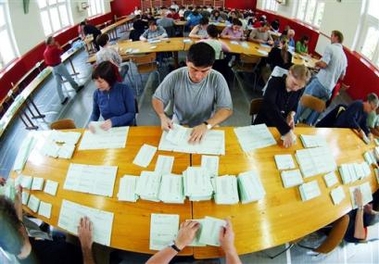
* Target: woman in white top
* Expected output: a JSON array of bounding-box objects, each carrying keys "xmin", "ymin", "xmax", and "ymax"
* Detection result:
[{"xmin": 189, "ymin": 17, "xmax": 209, "ymax": 39}]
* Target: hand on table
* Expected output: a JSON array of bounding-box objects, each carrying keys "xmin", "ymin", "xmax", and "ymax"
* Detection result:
[
  {"xmin": 174, "ymin": 220, "xmax": 200, "ymax": 250},
  {"xmin": 282, "ymin": 130, "xmax": 296, "ymax": 148},
  {"xmin": 219, "ymin": 219, "xmax": 237, "ymax": 254},
  {"xmin": 189, "ymin": 124, "xmax": 208, "ymax": 143},
  {"xmin": 159, "ymin": 115, "xmax": 173, "ymax": 131},
  {"xmin": 78, "ymin": 216, "xmax": 94, "ymax": 251},
  {"xmin": 100, "ymin": 119, "xmax": 113, "ymax": 131}
]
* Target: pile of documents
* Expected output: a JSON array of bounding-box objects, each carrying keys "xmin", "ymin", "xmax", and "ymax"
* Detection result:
[
  {"xmin": 135, "ymin": 171, "xmax": 162, "ymax": 201},
  {"xmin": 299, "ymin": 134, "xmax": 328, "ymax": 148},
  {"xmin": 13, "ymin": 134, "xmax": 36, "ymax": 172},
  {"xmin": 183, "ymin": 167, "xmax": 214, "ymax": 201},
  {"xmin": 295, "ymin": 146, "xmax": 337, "ymax": 177},
  {"xmin": 158, "ymin": 124, "xmax": 225, "ymax": 155},
  {"xmin": 238, "ymin": 171, "xmax": 266, "ymax": 203},
  {"xmin": 234, "ymin": 124, "xmax": 276, "ymax": 152},
  {"xmin": 40, "ymin": 130, "xmax": 81, "ymax": 159},
  {"xmin": 214, "ymin": 175, "xmax": 239, "ymax": 205},
  {"xmin": 78, "ymin": 126, "xmax": 129, "ymax": 150},
  {"xmin": 280, "ymin": 169, "xmax": 304, "ymax": 188},
  {"xmin": 149, "ymin": 214, "xmax": 227, "ymax": 250},
  {"xmin": 339, "ymin": 162, "xmax": 371, "ymax": 184},
  {"xmin": 274, "ymin": 154, "xmax": 296, "ymax": 170},
  {"xmin": 298, "ymin": 180, "xmax": 321, "ymax": 201}
]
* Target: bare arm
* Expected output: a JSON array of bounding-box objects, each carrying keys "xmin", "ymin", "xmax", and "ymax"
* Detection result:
[
  {"xmin": 78, "ymin": 217, "xmax": 96, "ymax": 264},
  {"xmin": 152, "ymin": 97, "xmax": 173, "ymax": 131},
  {"xmin": 219, "ymin": 219, "xmax": 242, "ymax": 264},
  {"xmin": 353, "ymin": 189, "xmax": 366, "ymax": 240}
]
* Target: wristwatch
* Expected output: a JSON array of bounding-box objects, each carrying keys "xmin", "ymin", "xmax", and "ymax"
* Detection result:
[
  {"xmin": 203, "ymin": 121, "xmax": 212, "ymax": 130},
  {"xmin": 169, "ymin": 242, "xmax": 181, "ymax": 252}
]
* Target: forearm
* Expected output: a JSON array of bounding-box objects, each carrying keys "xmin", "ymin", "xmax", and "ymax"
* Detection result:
[
  {"xmin": 82, "ymin": 247, "xmax": 96, "ymax": 264},
  {"xmin": 206, "ymin": 108, "xmax": 232, "ymax": 126},
  {"xmin": 146, "ymin": 247, "xmax": 178, "ymax": 264},
  {"xmin": 110, "ymin": 112, "xmax": 136, "ymax": 126},
  {"xmin": 225, "ymin": 250, "xmax": 242, "ymax": 264},
  {"xmin": 354, "ymin": 209, "xmax": 366, "ymax": 240},
  {"xmin": 152, "ymin": 98, "xmax": 167, "ymax": 118}
]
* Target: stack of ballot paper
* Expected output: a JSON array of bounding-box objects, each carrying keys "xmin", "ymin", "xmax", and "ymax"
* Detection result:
[
  {"xmin": 364, "ymin": 150, "xmax": 376, "ymax": 165},
  {"xmin": 339, "ymin": 162, "xmax": 371, "ymax": 184},
  {"xmin": 79, "ymin": 126, "xmax": 129, "ymax": 150},
  {"xmin": 234, "ymin": 124, "xmax": 276, "ymax": 152},
  {"xmin": 13, "ymin": 134, "xmax": 36, "ymax": 172},
  {"xmin": 274, "ymin": 154, "xmax": 296, "ymax": 170},
  {"xmin": 237, "ymin": 171, "xmax": 266, "ymax": 203},
  {"xmin": 214, "ymin": 175, "xmax": 239, "ymax": 205},
  {"xmin": 158, "ymin": 124, "xmax": 225, "ymax": 155},
  {"xmin": 40, "ymin": 130, "xmax": 81, "ymax": 159},
  {"xmin": 15, "ymin": 174, "xmax": 33, "ymax": 189},
  {"xmin": 197, "ymin": 216, "xmax": 227, "ymax": 246},
  {"xmin": 135, "ymin": 171, "xmax": 162, "ymax": 201},
  {"xmin": 281, "ymin": 169, "xmax": 304, "ymax": 188},
  {"xmin": 299, "ymin": 180, "xmax": 321, "ymax": 201},
  {"xmin": 117, "ymin": 175, "xmax": 139, "ymax": 202},
  {"xmin": 323, "ymin": 171, "xmax": 339, "ymax": 188},
  {"xmin": 349, "ymin": 182, "xmax": 373, "ymax": 209},
  {"xmin": 158, "ymin": 174, "xmax": 185, "ymax": 203},
  {"xmin": 295, "ymin": 146, "xmax": 337, "ymax": 177},
  {"xmin": 201, "ymin": 155, "xmax": 219, "ymax": 177},
  {"xmin": 330, "ymin": 186, "xmax": 345, "ymax": 205},
  {"xmin": 183, "ymin": 167, "xmax": 213, "ymax": 201},
  {"xmin": 299, "ymin": 134, "xmax": 328, "ymax": 148}
]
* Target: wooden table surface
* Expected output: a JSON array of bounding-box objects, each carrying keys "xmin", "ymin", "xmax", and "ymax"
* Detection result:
[{"xmin": 16, "ymin": 126, "xmax": 378, "ymax": 258}]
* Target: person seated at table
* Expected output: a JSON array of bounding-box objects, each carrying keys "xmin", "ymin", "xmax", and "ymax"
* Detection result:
[
  {"xmin": 248, "ymin": 22, "xmax": 274, "ymax": 45},
  {"xmin": 189, "ymin": 17, "xmax": 209, "ymax": 39},
  {"xmin": 317, "ymin": 93, "xmax": 379, "ymax": 142},
  {"xmin": 90, "ymin": 61, "xmax": 136, "ymax": 130},
  {"xmin": 140, "ymin": 19, "xmax": 168, "ymax": 41},
  {"xmin": 226, "ymin": 10, "xmax": 238, "ymax": 24},
  {"xmin": 367, "ymin": 107, "xmax": 379, "ymax": 137},
  {"xmin": 296, "ymin": 35, "xmax": 309, "ymax": 55},
  {"xmin": 267, "ymin": 38, "xmax": 293, "ymax": 71},
  {"xmin": 198, "ymin": 24, "xmax": 230, "ymax": 59},
  {"xmin": 186, "ymin": 8, "xmax": 203, "ymax": 29},
  {"xmin": 129, "ymin": 15, "xmax": 147, "ymax": 41},
  {"xmin": 0, "ymin": 179, "xmax": 96, "ymax": 264},
  {"xmin": 152, "ymin": 42, "xmax": 233, "ymax": 143},
  {"xmin": 220, "ymin": 18, "xmax": 244, "ymax": 40},
  {"xmin": 141, "ymin": 12, "xmax": 154, "ymax": 24},
  {"xmin": 344, "ymin": 189, "xmax": 379, "ymax": 243},
  {"xmin": 167, "ymin": 8, "xmax": 180, "ymax": 20},
  {"xmin": 146, "ymin": 219, "xmax": 242, "ymax": 264},
  {"xmin": 282, "ymin": 29, "xmax": 295, "ymax": 49},
  {"xmin": 254, "ymin": 65, "xmax": 311, "ymax": 148},
  {"xmin": 157, "ymin": 11, "xmax": 175, "ymax": 28},
  {"xmin": 210, "ymin": 10, "xmax": 224, "ymax": 23},
  {"xmin": 81, "ymin": 21, "xmax": 102, "ymax": 51},
  {"xmin": 270, "ymin": 18, "xmax": 280, "ymax": 32}
]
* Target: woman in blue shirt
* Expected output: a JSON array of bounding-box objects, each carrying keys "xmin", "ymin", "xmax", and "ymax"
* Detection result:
[{"xmin": 90, "ymin": 61, "xmax": 136, "ymax": 130}]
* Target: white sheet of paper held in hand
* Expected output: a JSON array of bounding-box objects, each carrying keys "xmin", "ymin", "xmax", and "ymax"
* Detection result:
[
  {"xmin": 165, "ymin": 124, "xmax": 188, "ymax": 145},
  {"xmin": 149, "ymin": 213, "xmax": 179, "ymax": 250},
  {"xmin": 198, "ymin": 216, "xmax": 226, "ymax": 246},
  {"xmin": 133, "ymin": 144, "xmax": 157, "ymax": 167}
]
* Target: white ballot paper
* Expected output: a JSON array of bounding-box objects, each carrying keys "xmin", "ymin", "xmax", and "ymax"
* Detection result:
[
  {"xmin": 64, "ymin": 163, "xmax": 117, "ymax": 197},
  {"xmin": 43, "ymin": 180, "xmax": 59, "ymax": 196},
  {"xmin": 330, "ymin": 186, "xmax": 345, "ymax": 205},
  {"xmin": 149, "ymin": 213, "xmax": 179, "ymax": 250},
  {"xmin": 38, "ymin": 201, "xmax": 52, "ymax": 219},
  {"xmin": 198, "ymin": 216, "xmax": 227, "ymax": 246},
  {"xmin": 274, "ymin": 154, "xmax": 296, "ymax": 170},
  {"xmin": 201, "ymin": 155, "xmax": 219, "ymax": 177},
  {"xmin": 118, "ymin": 175, "xmax": 139, "ymax": 202},
  {"xmin": 133, "ymin": 144, "xmax": 157, "ymax": 168},
  {"xmin": 58, "ymin": 200, "xmax": 114, "ymax": 246},
  {"xmin": 234, "ymin": 124, "xmax": 276, "ymax": 152},
  {"xmin": 79, "ymin": 126, "xmax": 129, "ymax": 150}
]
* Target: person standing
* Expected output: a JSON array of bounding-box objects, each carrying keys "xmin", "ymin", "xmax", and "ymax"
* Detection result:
[
  {"xmin": 43, "ymin": 36, "xmax": 83, "ymax": 105},
  {"xmin": 297, "ymin": 30, "xmax": 348, "ymax": 125},
  {"xmin": 152, "ymin": 42, "xmax": 233, "ymax": 143}
]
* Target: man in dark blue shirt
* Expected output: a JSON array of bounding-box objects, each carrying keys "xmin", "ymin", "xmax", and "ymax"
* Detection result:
[{"xmin": 334, "ymin": 92, "xmax": 379, "ymax": 142}]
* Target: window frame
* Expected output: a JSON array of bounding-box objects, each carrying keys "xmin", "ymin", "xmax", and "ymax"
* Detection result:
[
  {"xmin": 87, "ymin": 0, "xmax": 104, "ymax": 17},
  {"xmin": 0, "ymin": 1, "xmax": 19, "ymax": 70},
  {"xmin": 295, "ymin": 0, "xmax": 325, "ymax": 28},
  {"xmin": 262, "ymin": 0, "xmax": 279, "ymax": 12},
  {"xmin": 37, "ymin": 0, "xmax": 72, "ymax": 36}
]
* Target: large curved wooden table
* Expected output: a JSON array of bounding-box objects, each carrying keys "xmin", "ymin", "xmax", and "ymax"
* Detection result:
[{"xmin": 17, "ymin": 126, "xmax": 378, "ymax": 259}]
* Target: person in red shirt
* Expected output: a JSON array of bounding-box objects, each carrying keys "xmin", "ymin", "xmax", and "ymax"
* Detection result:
[{"xmin": 43, "ymin": 36, "xmax": 84, "ymax": 104}]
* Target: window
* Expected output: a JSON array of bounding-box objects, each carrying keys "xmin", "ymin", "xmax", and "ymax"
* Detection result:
[
  {"xmin": 262, "ymin": 0, "xmax": 279, "ymax": 12},
  {"xmin": 0, "ymin": 1, "xmax": 18, "ymax": 70},
  {"xmin": 37, "ymin": 0, "xmax": 71, "ymax": 36},
  {"xmin": 88, "ymin": 0, "xmax": 104, "ymax": 17},
  {"xmin": 357, "ymin": 0, "xmax": 379, "ymax": 68},
  {"xmin": 295, "ymin": 0, "xmax": 325, "ymax": 28}
]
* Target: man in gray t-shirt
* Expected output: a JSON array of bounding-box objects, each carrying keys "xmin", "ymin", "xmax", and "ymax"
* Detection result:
[{"xmin": 152, "ymin": 42, "xmax": 233, "ymax": 143}]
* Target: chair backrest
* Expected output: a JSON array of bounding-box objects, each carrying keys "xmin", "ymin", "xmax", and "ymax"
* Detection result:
[
  {"xmin": 300, "ymin": 94, "xmax": 326, "ymax": 113},
  {"xmin": 130, "ymin": 53, "xmax": 158, "ymax": 74},
  {"xmin": 250, "ymin": 98, "xmax": 264, "ymax": 123},
  {"xmin": 164, "ymin": 26, "xmax": 176, "ymax": 38},
  {"xmin": 314, "ymin": 214, "xmax": 349, "ymax": 254},
  {"xmin": 240, "ymin": 54, "xmax": 261, "ymax": 65},
  {"xmin": 50, "ymin": 119, "xmax": 76, "ymax": 130}
]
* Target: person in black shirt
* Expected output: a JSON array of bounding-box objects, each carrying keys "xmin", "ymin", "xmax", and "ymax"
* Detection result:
[
  {"xmin": 81, "ymin": 21, "xmax": 101, "ymax": 51},
  {"xmin": 254, "ymin": 64, "xmax": 311, "ymax": 148},
  {"xmin": 267, "ymin": 38, "xmax": 293, "ymax": 71}
]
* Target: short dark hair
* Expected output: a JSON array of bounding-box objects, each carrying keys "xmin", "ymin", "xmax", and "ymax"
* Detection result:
[
  {"xmin": 92, "ymin": 61, "xmax": 120, "ymax": 87},
  {"xmin": 199, "ymin": 17, "xmax": 209, "ymax": 25},
  {"xmin": 187, "ymin": 42, "xmax": 215, "ymax": 67},
  {"xmin": 0, "ymin": 196, "xmax": 24, "ymax": 255},
  {"xmin": 232, "ymin": 18, "xmax": 242, "ymax": 26},
  {"xmin": 332, "ymin": 30, "xmax": 344, "ymax": 43},
  {"xmin": 96, "ymin": 33, "xmax": 109, "ymax": 48},
  {"xmin": 207, "ymin": 24, "xmax": 219, "ymax": 38},
  {"xmin": 148, "ymin": 19, "xmax": 157, "ymax": 26},
  {"xmin": 46, "ymin": 36, "xmax": 54, "ymax": 45}
]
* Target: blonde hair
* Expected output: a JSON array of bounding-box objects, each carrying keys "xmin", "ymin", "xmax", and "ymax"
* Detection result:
[{"xmin": 289, "ymin": 64, "xmax": 311, "ymax": 83}]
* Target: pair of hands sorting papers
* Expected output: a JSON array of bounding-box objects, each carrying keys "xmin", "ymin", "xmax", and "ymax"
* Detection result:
[{"xmin": 149, "ymin": 214, "xmax": 227, "ymax": 250}]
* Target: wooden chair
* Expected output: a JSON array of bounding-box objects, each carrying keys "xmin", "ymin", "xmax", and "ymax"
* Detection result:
[
  {"xmin": 250, "ymin": 98, "xmax": 263, "ymax": 124},
  {"xmin": 298, "ymin": 214, "xmax": 350, "ymax": 255},
  {"xmin": 297, "ymin": 95, "xmax": 326, "ymax": 126},
  {"xmin": 232, "ymin": 54, "xmax": 261, "ymax": 92},
  {"xmin": 50, "ymin": 118, "xmax": 76, "ymax": 130},
  {"xmin": 130, "ymin": 53, "xmax": 160, "ymax": 95}
]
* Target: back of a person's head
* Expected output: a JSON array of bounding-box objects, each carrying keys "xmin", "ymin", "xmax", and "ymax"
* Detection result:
[
  {"xmin": 92, "ymin": 61, "xmax": 119, "ymax": 86},
  {"xmin": 0, "ymin": 196, "xmax": 24, "ymax": 255},
  {"xmin": 232, "ymin": 18, "xmax": 242, "ymax": 26},
  {"xmin": 289, "ymin": 64, "xmax": 311, "ymax": 83},
  {"xmin": 148, "ymin": 19, "xmax": 157, "ymax": 26},
  {"xmin": 96, "ymin": 33, "xmax": 109, "ymax": 48},
  {"xmin": 206, "ymin": 24, "xmax": 219, "ymax": 38},
  {"xmin": 332, "ymin": 30, "xmax": 344, "ymax": 43},
  {"xmin": 46, "ymin": 36, "xmax": 54, "ymax": 45},
  {"xmin": 187, "ymin": 42, "xmax": 215, "ymax": 67},
  {"xmin": 367, "ymin": 92, "xmax": 379, "ymax": 107},
  {"xmin": 199, "ymin": 17, "xmax": 209, "ymax": 25}
]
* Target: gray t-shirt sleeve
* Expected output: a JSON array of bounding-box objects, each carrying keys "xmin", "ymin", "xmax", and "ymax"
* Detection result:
[{"xmin": 153, "ymin": 70, "xmax": 177, "ymax": 106}]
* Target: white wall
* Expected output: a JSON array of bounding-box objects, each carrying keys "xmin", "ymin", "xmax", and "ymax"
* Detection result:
[{"xmin": 8, "ymin": 0, "xmax": 111, "ymax": 55}]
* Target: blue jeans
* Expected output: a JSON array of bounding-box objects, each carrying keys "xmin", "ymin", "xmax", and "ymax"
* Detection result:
[
  {"xmin": 296, "ymin": 77, "xmax": 331, "ymax": 125},
  {"xmin": 52, "ymin": 63, "xmax": 79, "ymax": 102}
]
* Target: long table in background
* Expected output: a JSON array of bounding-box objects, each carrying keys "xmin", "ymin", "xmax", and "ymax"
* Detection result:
[{"xmin": 14, "ymin": 126, "xmax": 378, "ymax": 258}]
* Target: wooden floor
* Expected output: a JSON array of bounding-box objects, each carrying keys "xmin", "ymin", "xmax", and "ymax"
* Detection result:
[{"xmin": 1, "ymin": 32, "xmax": 378, "ymax": 264}]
